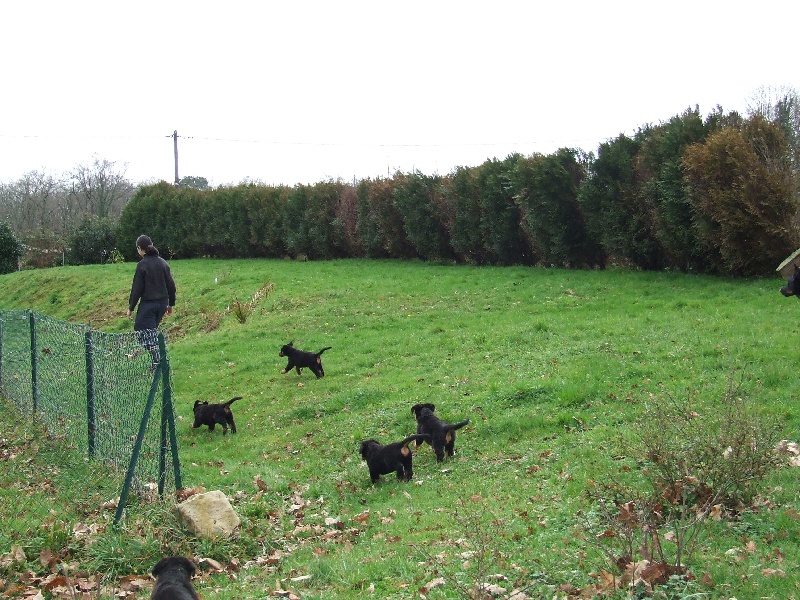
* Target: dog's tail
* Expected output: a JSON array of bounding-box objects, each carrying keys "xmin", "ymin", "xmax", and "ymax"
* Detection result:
[
  {"xmin": 447, "ymin": 419, "xmax": 470, "ymax": 432},
  {"xmin": 400, "ymin": 434, "xmax": 431, "ymax": 450},
  {"xmin": 225, "ymin": 396, "xmax": 243, "ymax": 406},
  {"xmin": 317, "ymin": 346, "xmax": 333, "ymax": 355}
]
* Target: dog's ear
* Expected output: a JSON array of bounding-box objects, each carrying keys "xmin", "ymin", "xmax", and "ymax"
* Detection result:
[
  {"xmin": 152, "ymin": 557, "xmax": 169, "ymax": 576},
  {"xmin": 179, "ymin": 557, "xmax": 197, "ymax": 577},
  {"xmin": 288, "ymin": 341, "xmax": 294, "ymax": 347},
  {"xmin": 425, "ymin": 403, "xmax": 435, "ymax": 412},
  {"xmin": 411, "ymin": 404, "xmax": 419, "ymax": 414}
]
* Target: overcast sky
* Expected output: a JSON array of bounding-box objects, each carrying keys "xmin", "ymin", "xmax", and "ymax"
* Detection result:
[{"xmin": 1, "ymin": 1, "xmax": 797, "ymax": 187}]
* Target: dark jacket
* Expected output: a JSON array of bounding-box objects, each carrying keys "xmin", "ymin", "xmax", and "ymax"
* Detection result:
[{"xmin": 128, "ymin": 254, "xmax": 176, "ymax": 311}]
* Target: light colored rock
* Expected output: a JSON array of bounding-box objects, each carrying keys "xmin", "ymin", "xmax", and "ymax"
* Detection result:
[{"xmin": 175, "ymin": 490, "xmax": 240, "ymax": 538}]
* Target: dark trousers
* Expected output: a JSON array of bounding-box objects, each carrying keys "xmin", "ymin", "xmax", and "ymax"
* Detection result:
[{"xmin": 134, "ymin": 301, "xmax": 168, "ymax": 365}]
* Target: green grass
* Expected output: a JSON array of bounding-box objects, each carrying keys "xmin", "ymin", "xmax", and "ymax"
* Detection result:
[{"xmin": 1, "ymin": 259, "xmax": 799, "ymax": 599}]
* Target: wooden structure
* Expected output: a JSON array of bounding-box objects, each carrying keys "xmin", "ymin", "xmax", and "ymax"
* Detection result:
[{"xmin": 777, "ymin": 248, "xmax": 800, "ymax": 279}]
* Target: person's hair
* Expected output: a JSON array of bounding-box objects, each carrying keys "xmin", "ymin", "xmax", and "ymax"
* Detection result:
[{"xmin": 136, "ymin": 234, "xmax": 159, "ymax": 256}]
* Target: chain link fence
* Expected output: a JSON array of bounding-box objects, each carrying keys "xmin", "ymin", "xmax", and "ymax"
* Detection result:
[{"xmin": 0, "ymin": 309, "xmax": 181, "ymax": 554}]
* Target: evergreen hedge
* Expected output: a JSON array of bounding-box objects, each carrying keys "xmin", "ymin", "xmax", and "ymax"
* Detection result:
[
  {"xmin": 0, "ymin": 221, "xmax": 23, "ymax": 274},
  {"xmin": 115, "ymin": 111, "xmax": 799, "ymax": 276}
]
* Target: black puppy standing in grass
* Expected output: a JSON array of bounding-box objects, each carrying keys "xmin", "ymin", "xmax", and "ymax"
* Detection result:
[
  {"xmin": 359, "ymin": 434, "xmax": 430, "ymax": 483},
  {"xmin": 279, "ymin": 342, "xmax": 332, "ymax": 378},
  {"xmin": 191, "ymin": 396, "xmax": 242, "ymax": 435},
  {"xmin": 151, "ymin": 556, "xmax": 199, "ymax": 600},
  {"xmin": 411, "ymin": 403, "xmax": 470, "ymax": 462}
]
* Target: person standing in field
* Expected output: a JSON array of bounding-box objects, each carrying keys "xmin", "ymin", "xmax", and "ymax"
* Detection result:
[{"xmin": 127, "ymin": 234, "xmax": 176, "ymax": 369}]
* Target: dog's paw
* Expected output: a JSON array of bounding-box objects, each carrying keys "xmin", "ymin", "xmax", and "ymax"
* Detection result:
[{"xmin": 280, "ymin": 369, "xmax": 288, "ymax": 374}]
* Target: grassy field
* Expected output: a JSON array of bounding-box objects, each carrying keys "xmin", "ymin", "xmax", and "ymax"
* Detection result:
[{"xmin": 0, "ymin": 259, "xmax": 798, "ymax": 599}]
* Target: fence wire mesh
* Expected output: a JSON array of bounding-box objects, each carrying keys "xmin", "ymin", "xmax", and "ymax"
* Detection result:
[{"xmin": 0, "ymin": 309, "xmax": 180, "ymax": 554}]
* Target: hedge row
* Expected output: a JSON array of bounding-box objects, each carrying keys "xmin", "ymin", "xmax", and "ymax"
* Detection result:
[{"xmin": 116, "ymin": 109, "xmax": 799, "ymax": 276}]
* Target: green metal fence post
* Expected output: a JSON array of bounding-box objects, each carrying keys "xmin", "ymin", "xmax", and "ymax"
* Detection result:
[
  {"xmin": 29, "ymin": 311, "xmax": 38, "ymax": 414},
  {"xmin": 159, "ymin": 387, "xmax": 168, "ymax": 496},
  {"xmin": 0, "ymin": 319, "xmax": 4, "ymax": 390},
  {"xmin": 85, "ymin": 330, "xmax": 97, "ymax": 458},
  {"xmin": 158, "ymin": 333, "xmax": 181, "ymax": 493},
  {"xmin": 158, "ymin": 333, "xmax": 168, "ymax": 495},
  {"xmin": 114, "ymin": 365, "xmax": 162, "ymax": 525}
]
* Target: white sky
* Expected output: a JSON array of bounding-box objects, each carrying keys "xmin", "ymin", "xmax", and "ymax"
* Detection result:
[{"xmin": 1, "ymin": 1, "xmax": 798, "ymax": 187}]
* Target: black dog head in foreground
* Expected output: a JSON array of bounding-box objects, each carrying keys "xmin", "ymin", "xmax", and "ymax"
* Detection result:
[
  {"xmin": 411, "ymin": 403, "xmax": 470, "ymax": 462},
  {"xmin": 781, "ymin": 265, "xmax": 800, "ymax": 299},
  {"xmin": 279, "ymin": 341, "xmax": 332, "ymax": 378},
  {"xmin": 151, "ymin": 556, "xmax": 199, "ymax": 600},
  {"xmin": 191, "ymin": 396, "xmax": 242, "ymax": 435}
]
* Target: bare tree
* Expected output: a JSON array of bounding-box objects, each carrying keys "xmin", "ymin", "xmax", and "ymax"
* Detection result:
[
  {"xmin": 0, "ymin": 182, "xmax": 13, "ymax": 223},
  {"xmin": 69, "ymin": 156, "xmax": 135, "ymax": 219},
  {"xmin": 747, "ymin": 85, "xmax": 800, "ymax": 173},
  {"xmin": 0, "ymin": 170, "xmax": 64, "ymax": 234}
]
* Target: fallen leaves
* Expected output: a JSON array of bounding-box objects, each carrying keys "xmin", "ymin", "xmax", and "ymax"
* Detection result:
[
  {"xmin": 0, "ymin": 568, "xmax": 146, "ymax": 600},
  {"xmin": 197, "ymin": 557, "xmax": 226, "ymax": 572},
  {"xmin": 352, "ymin": 510, "xmax": 370, "ymax": 523},
  {"xmin": 420, "ymin": 576, "xmax": 445, "ymax": 593},
  {"xmin": 775, "ymin": 439, "xmax": 800, "ymax": 466},
  {"xmin": 2, "ymin": 432, "xmax": 796, "ymax": 600},
  {"xmin": 619, "ymin": 560, "xmax": 686, "ymax": 594},
  {"xmin": 0, "ymin": 485, "xmax": 368, "ymax": 600},
  {"xmin": 0, "ymin": 545, "xmax": 26, "ymax": 568}
]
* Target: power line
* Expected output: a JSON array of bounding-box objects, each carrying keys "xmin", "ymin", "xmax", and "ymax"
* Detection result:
[
  {"xmin": 1, "ymin": 131, "xmax": 602, "ymax": 150},
  {"xmin": 169, "ymin": 135, "xmax": 599, "ymax": 148}
]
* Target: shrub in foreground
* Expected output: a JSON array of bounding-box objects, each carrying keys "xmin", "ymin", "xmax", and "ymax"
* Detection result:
[{"xmin": 584, "ymin": 374, "xmax": 784, "ymax": 595}]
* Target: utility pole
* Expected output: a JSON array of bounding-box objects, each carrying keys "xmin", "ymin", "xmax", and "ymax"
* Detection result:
[{"xmin": 172, "ymin": 130, "xmax": 179, "ymax": 185}]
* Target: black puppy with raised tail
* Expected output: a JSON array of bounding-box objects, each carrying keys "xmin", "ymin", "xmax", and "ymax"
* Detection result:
[
  {"xmin": 279, "ymin": 342, "xmax": 332, "ymax": 378},
  {"xmin": 191, "ymin": 396, "xmax": 242, "ymax": 435},
  {"xmin": 359, "ymin": 434, "xmax": 430, "ymax": 483},
  {"xmin": 411, "ymin": 403, "xmax": 470, "ymax": 462},
  {"xmin": 151, "ymin": 556, "xmax": 199, "ymax": 600}
]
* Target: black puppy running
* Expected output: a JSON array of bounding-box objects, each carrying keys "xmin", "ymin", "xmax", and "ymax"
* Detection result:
[
  {"xmin": 359, "ymin": 434, "xmax": 430, "ymax": 483},
  {"xmin": 279, "ymin": 342, "xmax": 332, "ymax": 378},
  {"xmin": 191, "ymin": 396, "xmax": 242, "ymax": 435},
  {"xmin": 411, "ymin": 403, "xmax": 470, "ymax": 462},
  {"xmin": 151, "ymin": 556, "xmax": 199, "ymax": 600}
]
